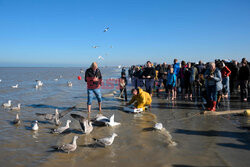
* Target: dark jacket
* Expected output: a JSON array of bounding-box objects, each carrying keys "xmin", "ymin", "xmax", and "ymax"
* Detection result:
[
  {"xmin": 239, "ymin": 65, "xmax": 250, "ymax": 81},
  {"xmin": 85, "ymin": 68, "xmax": 102, "ymax": 89},
  {"xmin": 158, "ymin": 65, "xmax": 168, "ymax": 80},
  {"xmin": 142, "ymin": 67, "xmax": 156, "ymax": 79}
]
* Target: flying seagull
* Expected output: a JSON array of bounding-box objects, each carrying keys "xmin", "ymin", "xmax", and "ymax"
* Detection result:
[{"xmin": 103, "ymin": 27, "xmax": 109, "ymax": 32}]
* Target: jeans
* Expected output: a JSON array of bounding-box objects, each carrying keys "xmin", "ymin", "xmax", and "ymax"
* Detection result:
[
  {"xmin": 145, "ymin": 79, "xmax": 154, "ymax": 94},
  {"xmin": 87, "ymin": 89, "xmax": 102, "ymax": 105},
  {"xmin": 222, "ymin": 77, "xmax": 230, "ymax": 95},
  {"xmin": 207, "ymin": 85, "xmax": 218, "ymax": 101}
]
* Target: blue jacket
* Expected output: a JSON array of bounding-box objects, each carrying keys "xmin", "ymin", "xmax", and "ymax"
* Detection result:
[
  {"xmin": 173, "ymin": 63, "xmax": 180, "ymax": 76},
  {"xmin": 204, "ymin": 68, "xmax": 222, "ymax": 91},
  {"xmin": 166, "ymin": 73, "xmax": 176, "ymax": 87}
]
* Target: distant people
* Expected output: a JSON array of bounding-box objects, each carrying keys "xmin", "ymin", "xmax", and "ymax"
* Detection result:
[
  {"xmin": 204, "ymin": 62, "xmax": 222, "ymax": 111},
  {"xmin": 190, "ymin": 63, "xmax": 198, "ymax": 98},
  {"xmin": 142, "ymin": 61, "xmax": 156, "ymax": 96},
  {"xmin": 85, "ymin": 62, "xmax": 102, "ymax": 113},
  {"xmin": 126, "ymin": 88, "xmax": 152, "ymax": 110},
  {"xmin": 180, "ymin": 60, "xmax": 187, "ymax": 98},
  {"xmin": 239, "ymin": 61, "xmax": 249, "ymax": 102},
  {"xmin": 166, "ymin": 67, "xmax": 176, "ymax": 100}
]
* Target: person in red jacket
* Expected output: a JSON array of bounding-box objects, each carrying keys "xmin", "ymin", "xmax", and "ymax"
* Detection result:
[{"xmin": 220, "ymin": 61, "xmax": 231, "ymax": 98}]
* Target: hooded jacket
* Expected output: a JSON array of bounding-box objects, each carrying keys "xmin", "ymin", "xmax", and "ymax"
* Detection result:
[{"xmin": 128, "ymin": 88, "xmax": 152, "ymax": 110}]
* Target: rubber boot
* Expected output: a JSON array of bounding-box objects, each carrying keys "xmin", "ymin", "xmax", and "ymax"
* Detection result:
[
  {"xmin": 207, "ymin": 100, "xmax": 212, "ymax": 111},
  {"xmin": 210, "ymin": 101, "xmax": 217, "ymax": 111}
]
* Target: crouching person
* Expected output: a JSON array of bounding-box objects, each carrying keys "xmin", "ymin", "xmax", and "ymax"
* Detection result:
[{"xmin": 126, "ymin": 87, "xmax": 152, "ymax": 111}]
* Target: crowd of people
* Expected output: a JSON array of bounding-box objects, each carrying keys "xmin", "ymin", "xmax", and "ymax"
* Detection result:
[{"xmin": 126, "ymin": 58, "xmax": 250, "ymax": 111}]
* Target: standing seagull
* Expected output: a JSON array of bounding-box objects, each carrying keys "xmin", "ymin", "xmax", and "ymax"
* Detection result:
[
  {"xmin": 51, "ymin": 120, "xmax": 71, "ymax": 134},
  {"xmin": 13, "ymin": 113, "xmax": 21, "ymax": 125},
  {"xmin": 71, "ymin": 114, "xmax": 93, "ymax": 134},
  {"xmin": 93, "ymin": 133, "xmax": 118, "ymax": 147},
  {"xmin": 103, "ymin": 27, "xmax": 109, "ymax": 32},
  {"xmin": 12, "ymin": 84, "xmax": 18, "ymax": 88},
  {"xmin": 2, "ymin": 100, "xmax": 11, "ymax": 108},
  {"xmin": 11, "ymin": 103, "xmax": 21, "ymax": 111},
  {"xmin": 51, "ymin": 136, "xmax": 78, "ymax": 153},
  {"xmin": 31, "ymin": 120, "xmax": 39, "ymax": 131},
  {"xmin": 67, "ymin": 81, "xmax": 73, "ymax": 87},
  {"xmin": 54, "ymin": 109, "xmax": 61, "ymax": 126}
]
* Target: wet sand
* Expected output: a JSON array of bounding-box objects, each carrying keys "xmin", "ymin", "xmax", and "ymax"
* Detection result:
[{"xmin": 0, "ymin": 67, "xmax": 250, "ymax": 167}]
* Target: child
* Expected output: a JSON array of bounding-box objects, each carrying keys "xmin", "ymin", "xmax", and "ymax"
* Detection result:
[
  {"xmin": 119, "ymin": 77, "xmax": 127, "ymax": 101},
  {"xmin": 166, "ymin": 67, "xmax": 176, "ymax": 100}
]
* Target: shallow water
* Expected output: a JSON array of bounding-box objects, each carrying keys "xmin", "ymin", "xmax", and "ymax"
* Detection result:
[{"xmin": 0, "ymin": 67, "xmax": 250, "ymax": 167}]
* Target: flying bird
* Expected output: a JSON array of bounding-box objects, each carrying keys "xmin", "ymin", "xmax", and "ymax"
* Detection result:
[
  {"xmin": 103, "ymin": 27, "xmax": 109, "ymax": 32},
  {"xmin": 98, "ymin": 56, "xmax": 104, "ymax": 60},
  {"xmin": 92, "ymin": 46, "xmax": 100, "ymax": 48}
]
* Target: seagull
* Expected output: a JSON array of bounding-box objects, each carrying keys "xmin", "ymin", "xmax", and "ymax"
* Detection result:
[
  {"xmin": 13, "ymin": 113, "xmax": 21, "ymax": 125},
  {"xmin": 54, "ymin": 78, "xmax": 59, "ymax": 81},
  {"xmin": 52, "ymin": 120, "xmax": 71, "ymax": 134},
  {"xmin": 154, "ymin": 123, "xmax": 163, "ymax": 130},
  {"xmin": 2, "ymin": 100, "xmax": 11, "ymax": 108},
  {"xmin": 103, "ymin": 27, "xmax": 109, "ymax": 32},
  {"xmin": 36, "ymin": 80, "xmax": 43, "ymax": 87},
  {"xmin": 106, "ymin": 114, "xmax": 120, "ymax": 127},
  {"xmin": 54, "ymin": 109, "xmax": 61, "ymax": 126},
  {"xmin": 12, "ymin": 84, "xmax": 18, "ymax": 88},
  {"xmin": 51, "ymin": 136, "xmax": 78, "ymax": 153},
  {"xmin": 98, "ymin": 56, "xmax": 104, "ymax": 60},
  {"xmin": 110, "ymin": 45, "xmax": 112, "ymax": 48},
  {"xmin": 67, "ymin": 81, "xmax": 73, "ymax": 87},
  {"xmin": 36, "ymin": 109, "xmax": 59, "ymax": 121},
  {"xmin": 71, "ymin": 114, "xmax": 93, "ymax": 134},
  {"xmin": 80, "ymin": 69, "xmax": 84, "ymax": 73},
  {"xmin": 92, "ymin": 46, "xmax": 100, "ymax": 48},
  {"xmin": 91, "ymin": 114, "xmax": 110, "ymax": 126},
  {"xmin": 0, "ymin": 79, "xmax": 2, "ymax": 82},
  {"xmin": 11, "ymin": 103, "xmax": 21, "ymax": 111},
  {"xmin": 93, "ymin": 133, "xmax": 118, "ymax": 147},
  {"xmin": 31, "ymin": 120, "xmax": 39, "ymax": 131}
]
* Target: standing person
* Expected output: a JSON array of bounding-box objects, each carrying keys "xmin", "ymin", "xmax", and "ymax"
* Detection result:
[
  {"xmin": 184, "ymin": 62, "xmax": 192, "ymax": 100},
  {"xmin": 190, "ymin": 63, "xmax": 198, "ymax": 99},
  {"xmin": 239, "ymin": 61, "xmax": 250, "ymax": 102},
  {"xmin": 229, "ymin": 60, "xmax": 239, "ymax": 94},
  {"xmin": 220, "ymin": 61, "xmax": 231, "ymax": 98},
  {"xmin": 142, "ymin": 61, "xmax": 156, "ymax": 96},
  {"xmin": 119, "ymin": 69, "xmax": 128, "ymax": 101},
  {"xmin": 133, "ymin": 66, "xmax": 143, "ymax": 89},
  {"xmin": 204, "ymin": 62, "xmax": 222, "ymax": 111},
  {"xmin": 85, "ymin": 62, "xmax": 102, "ymax": 113},
  {"xmin": 180, "ymin": 61, "xmax": 187, "ymax": 98},
  {"xmin": 156, "ymin": 62, "xmax": 168, "ymax": 96},
  {"xmin": 166, "ymin": 67, "xmax": 176, "ymax": 100},
  {"xmin": 173, "ymin": 59, "xmax": 180, "ymax": 99}
]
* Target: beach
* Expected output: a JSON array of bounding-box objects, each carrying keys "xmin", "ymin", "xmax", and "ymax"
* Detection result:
[{"xmin": 0, "ymin": 67, "xmax": 250, "ymax": 167}]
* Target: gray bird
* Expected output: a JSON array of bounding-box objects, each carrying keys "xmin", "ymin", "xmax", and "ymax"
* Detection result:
[
  {"xmin": 13, "ymin": 113, "xmax": 21, "ymax": 125},
  {"xmin": 36, "ymin": 109, "xmax": 59, "ymax": 121},
  {"xmin": 71, "ymin": 114, "xmax": 93, "ymax": 134},
  {"xmin": 93, "ymin": 133, "xmax": 118, "ymax": 147},
  {"xmin": 103, "ymin": 27, "xmax": 109, "ymax": 32},
  {"xmin": 52, "ymin": 136, "xmax": 78, "ymax": 153},
  {"xmin": 52, "ymin": 120, "xmax": 71, "ymax": 134}
]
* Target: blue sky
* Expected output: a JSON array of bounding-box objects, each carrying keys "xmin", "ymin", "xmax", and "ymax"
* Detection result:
[{"xmin": 0, "ymin": 0, "xmax": 250, "ymax": 67}]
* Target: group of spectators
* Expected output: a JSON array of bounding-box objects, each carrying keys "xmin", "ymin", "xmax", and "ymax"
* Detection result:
[{"xmin": 127, "ymin": 58, "xmax": 250, "ymax": 111}]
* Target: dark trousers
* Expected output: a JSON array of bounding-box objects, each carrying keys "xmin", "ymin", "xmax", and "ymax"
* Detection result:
[
  {"xmin": 207, "ymin": 85, "xmax": 218, "ymax": 102},
  {"xmin": 145, "ymin": 79, "xmax": 154, "ymax": 94},
  {"xmin": 120, "ymin": 87, "xmax": 127, "ymax": 101},
  {"xmin": 240, "ymin": 80, "xmax": 248, "ymax": 100}
]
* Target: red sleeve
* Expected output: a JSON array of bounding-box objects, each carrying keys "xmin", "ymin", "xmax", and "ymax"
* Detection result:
[{"xmin": 225, "ymin": 66, "xmax": 231, "ymax": 77}]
